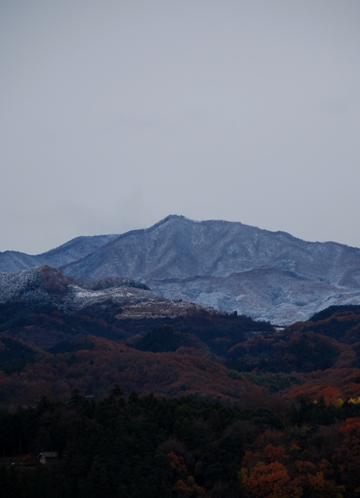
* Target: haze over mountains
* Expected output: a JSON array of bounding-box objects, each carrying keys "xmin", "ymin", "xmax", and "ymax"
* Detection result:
[{"xmin": 2, "ymin": 215, "xmax": 360, "ymax": 325}]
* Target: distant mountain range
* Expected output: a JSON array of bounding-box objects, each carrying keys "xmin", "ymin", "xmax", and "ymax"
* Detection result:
[
  {"xmin": 0, "ymin": 234, "xmax": 118, "ymax": 273},
  {"xmin": 2, "ymin": 215, "xmax": 360, "ymax": 325}
]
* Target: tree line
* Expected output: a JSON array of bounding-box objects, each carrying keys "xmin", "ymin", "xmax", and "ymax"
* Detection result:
[{"xmin": 1, "ymin": 388, "xmax": 360, "ymax": 497}]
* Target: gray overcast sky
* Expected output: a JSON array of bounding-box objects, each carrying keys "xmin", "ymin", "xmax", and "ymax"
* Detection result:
[{"xmin": 1, "ymin": 0, "xmax": 360, "ymax": 254}]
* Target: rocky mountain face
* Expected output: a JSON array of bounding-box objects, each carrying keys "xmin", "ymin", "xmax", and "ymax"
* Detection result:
[{"xmin": 2, "ymin": 215, "xmax": 360, "ymax": 324}]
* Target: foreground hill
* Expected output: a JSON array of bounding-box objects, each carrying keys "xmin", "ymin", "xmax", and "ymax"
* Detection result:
[
  {"xmin": 2, "ymin": 215, "xmax": 360, "ymax": 324},
  {"xmin": 0, "ymin": 264, "xmax": 273, "ymax": 350},
  {"xmin": 1, "ymin": 270, "xmax": 360, "ymax": 410}
]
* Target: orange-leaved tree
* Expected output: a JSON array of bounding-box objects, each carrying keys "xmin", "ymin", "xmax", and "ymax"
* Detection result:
[{"xmin": 240, "ymin": 455, "xmax": 302, "ymax": 498}]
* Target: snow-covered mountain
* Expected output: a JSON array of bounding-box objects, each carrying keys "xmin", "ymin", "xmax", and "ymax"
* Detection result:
[
  {"xmin": 57, "ymin": 216, "xmax": 360, "ymax": 324},
  {"xmin": 2, "ymin": 215, "xmax": 360, "ymax": 324},
  {"xmin": 0, "ymin": 265, "xmax": 196, "ymax": 319},
  {"xmin": 0, "ymin": 234, "xmax": 117, "ymax": 273}
]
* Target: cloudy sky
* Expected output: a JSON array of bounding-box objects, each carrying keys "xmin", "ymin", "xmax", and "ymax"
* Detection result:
[{"xmin": 1, "ymin": 0, "xmax": 360, "ymax": 254}]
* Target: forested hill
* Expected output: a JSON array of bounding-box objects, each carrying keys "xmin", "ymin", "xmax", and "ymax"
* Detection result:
[
  {"xmin": 1, "ymin": 299, "xmax": 360, "ymax": 407},
  {"xmin": 1, "ymin": 301, "xmax": 360, "ymax": 494}
]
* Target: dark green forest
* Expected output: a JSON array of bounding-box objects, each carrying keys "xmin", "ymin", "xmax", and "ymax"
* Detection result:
[{"xmin": 1, "ymin": 388, "xmax": 360, "ymax": 497}]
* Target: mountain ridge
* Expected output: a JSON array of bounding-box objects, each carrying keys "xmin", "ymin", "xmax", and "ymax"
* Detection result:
[
  {"xmin": 2, "ymin": 215, "xmax": 360, "ymax": 324},
  {"xmin": 0, "ymin": 234, "xmax": 118, "ymax": 273}
]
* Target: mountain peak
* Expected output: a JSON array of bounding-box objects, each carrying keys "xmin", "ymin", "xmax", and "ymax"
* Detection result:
[{"xmin": 150, "ymin": 214, "xmax": 190, "ymax": 228}]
